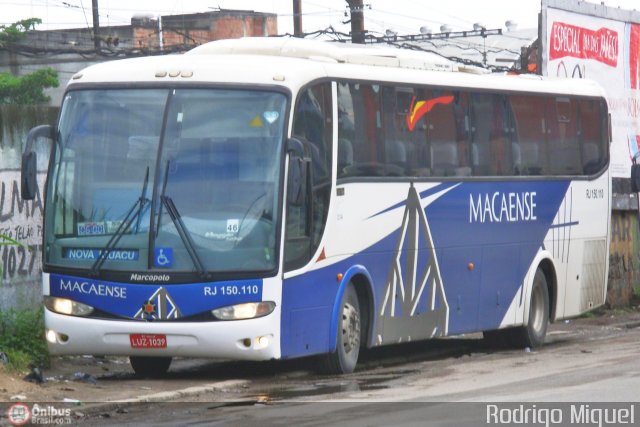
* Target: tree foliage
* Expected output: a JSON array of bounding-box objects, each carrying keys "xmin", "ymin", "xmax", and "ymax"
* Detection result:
[
  {"xmin": 0, "ymin": 18, "xmax": 42, "ymax": 46},
  {"xmin": 0, "ymin": 68, "xmax": 59, "ymax": 104},
  {"xmin": 0, "ymin": 19, "xmax": 59, "ymax": 104}
]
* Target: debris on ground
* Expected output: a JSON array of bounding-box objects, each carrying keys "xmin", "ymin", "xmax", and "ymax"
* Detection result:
[
  {"xmin": 73, "ymin": 372, "xmax": 98, "ymax": 384},
  {"xmin": 23, "ymin": 367, "xmax": 46, "ymax": 384}
]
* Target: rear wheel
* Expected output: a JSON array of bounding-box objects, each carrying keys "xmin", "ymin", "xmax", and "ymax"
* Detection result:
[
  {"xmin": 511, "ymin": 268, "xmax": 549, "ymax": 348},
  {"xmin": 129, "ymin": 356, "xmax": 172, "ymax": 378},
  {"xmin": 320, "ymin": 284, "xmax": 361, "ymax": 374}
]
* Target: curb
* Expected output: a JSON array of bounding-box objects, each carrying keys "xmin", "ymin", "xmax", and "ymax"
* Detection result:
[{"xmin": 71, "ymin": 379, "xmax": 250, "ymax": 417}]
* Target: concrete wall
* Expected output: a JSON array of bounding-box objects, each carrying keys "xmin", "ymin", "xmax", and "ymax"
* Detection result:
[
  {"xmin": 608, "ymin": 209, "xmax": 640, "ymax": 307},
  {"xmin": 0, "ymin": 105, "xmax": 57, "ymax": 311}
]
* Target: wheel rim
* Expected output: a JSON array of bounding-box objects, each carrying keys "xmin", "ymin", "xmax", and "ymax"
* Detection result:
[
  {"xmin": 530, "ymin": 283, "xmax": 545, "ymax": 335},
  {"xmin": 342, "ymin": 301, "xmax": 360, "ymax": 354}
]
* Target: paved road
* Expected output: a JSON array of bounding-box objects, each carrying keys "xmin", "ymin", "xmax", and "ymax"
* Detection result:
[{"xmin": 68, "ymin": 309, "xmax": 640, "ymax": 426}]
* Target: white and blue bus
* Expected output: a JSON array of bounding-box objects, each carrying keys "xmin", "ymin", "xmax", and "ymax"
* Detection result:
[{"xmin": 21, "ymin": 38, "xmax": 610, "ymax": 376}]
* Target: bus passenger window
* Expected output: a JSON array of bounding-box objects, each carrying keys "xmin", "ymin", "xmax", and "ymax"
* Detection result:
[
  {"xmin": 337, "ymin": 83, "xmax": 355, "ymax": 177},
  {"xmin": 510, "ymin": 95, "xmax": 547, "ymax": 176},
  {"xmin": 427, "ymin": 92, "xmax": 471, "ymax": 178},
  {"xmin": 381, "ymin": 86, "xmax": 408, "ymax": 176},
  {"xmin": 547, "ymin": 97, "xmax": 581, "ymax": 175},
  {"xmin": 471, "ymin": 94, "xmax": 512, "ymax": 176},
  {"xmin": 579, "ymin": 99, "xmax": 607, "ymax": 174},
  {"xmin": 337, "ymin": 83, "xmax": 385, "ymax": 177}
]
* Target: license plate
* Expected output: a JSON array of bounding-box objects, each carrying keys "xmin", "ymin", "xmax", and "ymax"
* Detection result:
[{"xmin": 130, "ymin": 334, "xmax": 167, "ymax": 349}]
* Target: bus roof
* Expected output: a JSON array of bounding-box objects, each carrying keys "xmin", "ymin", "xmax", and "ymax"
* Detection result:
[{"xmin": 69, "ymin": 37, "xmax": 606, "ymax": 99}]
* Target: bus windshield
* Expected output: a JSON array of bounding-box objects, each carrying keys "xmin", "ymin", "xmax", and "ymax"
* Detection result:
[{"xmin": 45, "ymin": 88, "xmax": 287, "ymax": 275}]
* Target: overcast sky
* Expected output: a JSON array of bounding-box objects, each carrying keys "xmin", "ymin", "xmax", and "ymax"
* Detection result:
[{"xmin": 1, "ymin": 0, "xmax": 639, "ymax": 36}]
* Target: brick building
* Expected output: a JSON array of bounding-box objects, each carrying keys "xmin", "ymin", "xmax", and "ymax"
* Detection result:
[
  {"xmin": 132, "ymin": 10, "xmax": 278, "ymax": 50},
  {"xmin": 0, "ymin": 9, "xmax": 278, "ymax": 105}
]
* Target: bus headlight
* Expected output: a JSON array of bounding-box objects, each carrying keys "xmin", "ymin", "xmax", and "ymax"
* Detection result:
[
  {"xmin": 211, "ymin": 301, "xmax": 275, "ymax": 320},
  {"xmin": 44, "ymin": 296, "xmax": 94, "ymax": 317}
]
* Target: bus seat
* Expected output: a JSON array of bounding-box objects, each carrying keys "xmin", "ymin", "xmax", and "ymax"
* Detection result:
[
  {"xmin": 431, "ymin": 141, "xmax": 458, "ymax": 176},
  {"xmin": 454, "ymin": 166, "xmax": 472, "ymax": 177},
  {"xmin": 513, "ymin": 141, "xmax": 540, "ymax": 175},
  {"xmin": 550, "ymin": 145, "xmax": 582, "ymax": 175},
  {"xmin": 582, "ymin": 142, "xmax": 601, "ymax": 174},
  {"xmin": 471, "ymin": 142, "xmax": 490, "ymax": 175},
  {"xmin": 385, "ymin": 140, "xmax": 406, "ymax": 163},
  {"xmin": 338, "ymin": 138, "xmax": 353, "ymax": 176},
  {"xmin": 385, "ymin": 140, "xmax": 407, "ymax": 175}
]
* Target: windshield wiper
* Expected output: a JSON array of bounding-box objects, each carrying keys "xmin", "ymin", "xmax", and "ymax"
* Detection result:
[
  {"xmin": 156, "ymin": 160, "xmax": 208, "ymax": 278},
  {"xmin": 160, "ymin": 195, "xmax": 208, "ymax": 278},
  {"xmin": 90, "ymin": 166, "xmax": 150, "ymax": 276}
]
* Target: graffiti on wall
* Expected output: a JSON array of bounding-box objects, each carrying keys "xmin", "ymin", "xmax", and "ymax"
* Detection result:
[
  {"xmin": 608, "ymin": 211, "xmax": 639, "ymax": 306},
  {"xmin": 0, "ymin": 171, "xmax": 46, "ymax": 283}
]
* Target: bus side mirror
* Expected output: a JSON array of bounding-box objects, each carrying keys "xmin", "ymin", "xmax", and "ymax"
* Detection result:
[
  {"xmin": 632, "ymin": 163, "xmax": 640, "ymax": 193},
  {"xmin": 21, "ymin": 152, "xmax": 38, "ymax": 200},
  {"xmin": 21, "ymin": 125, "xmax": 54, "ymax": 200},
  {"xmin": 286, "ymin": 137, "xmax": 308, "ymax": 206}
]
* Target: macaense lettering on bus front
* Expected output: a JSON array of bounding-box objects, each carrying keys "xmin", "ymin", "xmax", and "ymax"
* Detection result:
[
  {"xmin": 59, "ymin": 278, "xmax": 127, "ymax": 299},
  {"xmin": 469, "ymin": 191, "xmax": 537, "ymax": 223}
]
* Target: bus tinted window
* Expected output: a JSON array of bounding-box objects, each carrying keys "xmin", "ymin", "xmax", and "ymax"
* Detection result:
[
  {"xmin": 426, "ymin": 89, "xmax": 469, "ymax": 177},
  {"xmin": 338, "ymin": 83, "xmax": 387, "ymax": 177},
  {"xmin": 286, "ymin": 82, "xmax": 333, "ymax": 271},
  {"xmin": 547, "ymin": 97, "xmax": 582, "ymax": 175},
  {"xmin": 510, "ymin": 95, "xmax": 548, "ymax": 175},
  {"xmin": 337, "ymin": 81, "xmax": 607, "ymax": 180},
  {"xmin": 470, "ymin": 93, "xmax": 512, "ymax": 176},
  {"xmin": 579, "ymin": 99, "xmax": 607, "ymax": 174}
]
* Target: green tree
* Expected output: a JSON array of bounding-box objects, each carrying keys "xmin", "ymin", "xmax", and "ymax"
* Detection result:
[
  {"xmin": 0, "ymin": 18, "xmax": 59, "ymax": 104},
  {"xmin": 0, "ymin": 68, "xmax": 59, "ymax": 104},
  {"xmin": 0, "ymin": 18, "xmax": 42, "ymax": 46}
]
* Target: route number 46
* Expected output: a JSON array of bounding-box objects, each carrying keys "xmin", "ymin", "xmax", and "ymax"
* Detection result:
[{"xmin": 227, "ymin": 219, "xmax": 240, "ymax": 234}]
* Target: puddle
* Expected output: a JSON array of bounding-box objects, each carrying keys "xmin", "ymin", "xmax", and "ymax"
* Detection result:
[{"xmin": 255, "ymin": 374, "xmax": 399, "ymax": 401}]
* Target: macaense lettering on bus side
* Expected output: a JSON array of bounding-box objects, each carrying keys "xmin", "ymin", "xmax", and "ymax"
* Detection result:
[{"xmin": 469, "ymin": 191, "xmax": 537, "ymax": 223}]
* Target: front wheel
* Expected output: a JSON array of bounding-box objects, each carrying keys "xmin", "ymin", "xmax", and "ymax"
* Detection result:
[
  {"xmin": 319, "ymin": 284, "xmax": 361, "ymax": 374},
  {"xmin": 129, "ymin": 356, "xmax": 172, "ymax": 378},
  {"xmin": 511, "ymin": 268, "xmax": 549, "ymax": 348}
]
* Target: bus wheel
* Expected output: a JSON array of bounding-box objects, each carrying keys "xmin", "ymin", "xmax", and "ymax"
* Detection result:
[
  {"xmin": 129, "ymin": 356, "xmax": 172, "ymax": 378},
  {"xmin": 320, "ymin": 284, "xmax": 361, "ymax": 374},
  {"xmin": 511, "ymin": 268, "xmax": 549, "ymax": 349}
]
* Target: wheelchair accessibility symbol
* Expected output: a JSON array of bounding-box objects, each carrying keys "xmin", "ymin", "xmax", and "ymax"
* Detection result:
[{"xmin": 154, "ymin": 248, "xmax": 174, "ymax": 268}]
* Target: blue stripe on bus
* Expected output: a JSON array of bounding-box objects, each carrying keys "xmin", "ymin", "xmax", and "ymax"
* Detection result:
[
  {"xmin": 280, "ymin": 180, "xmax": 570, "ymax": 359},
  {"xmin": 49, "ymin": 274, "xmax": 263, "ymax": 319},
  {"xmin": 549, "ymin": 221, "xmax": 579, "ymax": 228},
  {"xmin": 367, "ymin": 182, "xmax": 458, "ymax": 219}
]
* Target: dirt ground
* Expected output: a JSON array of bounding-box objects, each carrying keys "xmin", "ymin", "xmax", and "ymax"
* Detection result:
[
  {"xmin": 1, "ymin": 305, "xmax": 639, "ymax": 405},
  {"xmin": 0, "ymin": 354, "xmax": 133, "ymax": 403}
]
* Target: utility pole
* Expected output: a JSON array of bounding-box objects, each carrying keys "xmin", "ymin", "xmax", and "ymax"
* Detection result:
[
  {"xmin": 92, "ymin": 0, "xmax": 100, "ymax": 50},
  {"xmin": 293, "ymin": 0, "xmax": 303, "ymax": 37},
  {"xmin": 346, "ymin": 0, "xmax": 365, "ymax": 44}
]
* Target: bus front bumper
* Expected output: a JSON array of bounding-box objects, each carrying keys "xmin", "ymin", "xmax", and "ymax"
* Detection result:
[{"xmin": 44, "ymin": 309, "xmax": 281, "ymax": 360}]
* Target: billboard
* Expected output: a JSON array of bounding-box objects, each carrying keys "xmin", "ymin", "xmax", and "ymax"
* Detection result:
[{"xmin": 542, "ymin": 0, "xmax": 640, "ymax": 178}]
